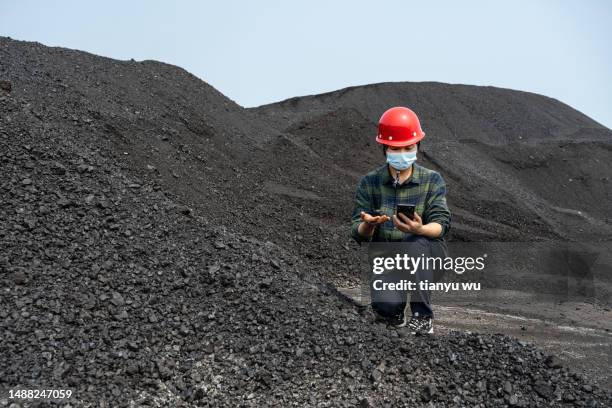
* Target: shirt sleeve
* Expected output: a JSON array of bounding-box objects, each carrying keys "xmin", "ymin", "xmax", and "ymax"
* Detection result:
[
  {"xmin": 350, "ymin": 176, "xmax": 374, "ymax": 245},
  {"xmin": 423, "ymin": 172, "xmax": 451, "ymax": 238}
]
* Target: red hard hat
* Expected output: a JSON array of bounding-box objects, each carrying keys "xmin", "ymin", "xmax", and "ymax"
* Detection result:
[{"xmin": 376, "ymin": 106, "xmax": 425, "ymax": 147}]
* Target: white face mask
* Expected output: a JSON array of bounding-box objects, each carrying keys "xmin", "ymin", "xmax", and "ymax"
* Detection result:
[{"xmin": 386, "ymin": 148, "xmax": 417, "ymax": 171}]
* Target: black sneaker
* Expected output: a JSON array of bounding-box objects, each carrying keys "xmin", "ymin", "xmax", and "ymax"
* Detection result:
[
  {"xmin": 407, "ymin": 313, "xmax": 434, "ymax": 334},
  {"xmin": 387, "ymin": 313, "xmax": 407, "ymax": 328}
]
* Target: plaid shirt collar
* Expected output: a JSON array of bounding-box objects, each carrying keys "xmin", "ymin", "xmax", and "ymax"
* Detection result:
[{"xmin": 379, "ymin": 163, "xmax": 425, "ymax": 186}]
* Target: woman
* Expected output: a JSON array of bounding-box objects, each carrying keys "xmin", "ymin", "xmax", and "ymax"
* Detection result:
[{"xmin": 350, "ymin": 106, "xmax": 451, "ymax": 334}]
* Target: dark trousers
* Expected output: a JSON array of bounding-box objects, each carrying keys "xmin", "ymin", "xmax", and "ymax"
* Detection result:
[{"xmin": 370, "ymin": 234, "xmax": 448, "ymax": 319}]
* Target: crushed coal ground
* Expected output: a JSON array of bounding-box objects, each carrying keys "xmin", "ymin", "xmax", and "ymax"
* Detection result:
[{"xmin": 1, "ymin": 36, "xmax": 612, "ymax": 407}]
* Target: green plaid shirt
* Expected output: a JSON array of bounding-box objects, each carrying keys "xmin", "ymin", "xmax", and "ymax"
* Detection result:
[{"xmin": 350, "ymin": 163, "xmax": 451, "ymax": 243}]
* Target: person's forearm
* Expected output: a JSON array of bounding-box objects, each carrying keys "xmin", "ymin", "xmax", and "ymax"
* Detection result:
[
  {"xmin": 418, "ymin": 222, "xmax": 443, "ymax": 239},
  {"xmin": 358, "ymin": 222, "xmax": 376, "ymax": 238}
]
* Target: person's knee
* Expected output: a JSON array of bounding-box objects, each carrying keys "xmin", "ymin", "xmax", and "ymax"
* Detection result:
[
  {"xmin": 402, "ymin": 233, "xmax": 430, "ymax": 244},
  {"xmin": 401, "ymin": 234, "xmax": 433, "ymax": 256},
  {"xmin": 403, "ymin": 235, "xmax": 448, "ymax": 256}
]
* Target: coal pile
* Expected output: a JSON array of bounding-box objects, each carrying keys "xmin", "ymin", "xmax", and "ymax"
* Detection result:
[{"xmin": 1, "ymin": 37, "xmax": 612, "ymax": 406}]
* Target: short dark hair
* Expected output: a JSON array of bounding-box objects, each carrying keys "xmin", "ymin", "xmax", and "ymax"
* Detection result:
[{"xmin": 382, "ymin": 141, "xmax": 421, "ymax": 156}]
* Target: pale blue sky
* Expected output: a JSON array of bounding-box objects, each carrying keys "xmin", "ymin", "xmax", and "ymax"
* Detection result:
[{"xmin": 2, "ymin": 0, "xmax": 611, "ymax": 129}]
